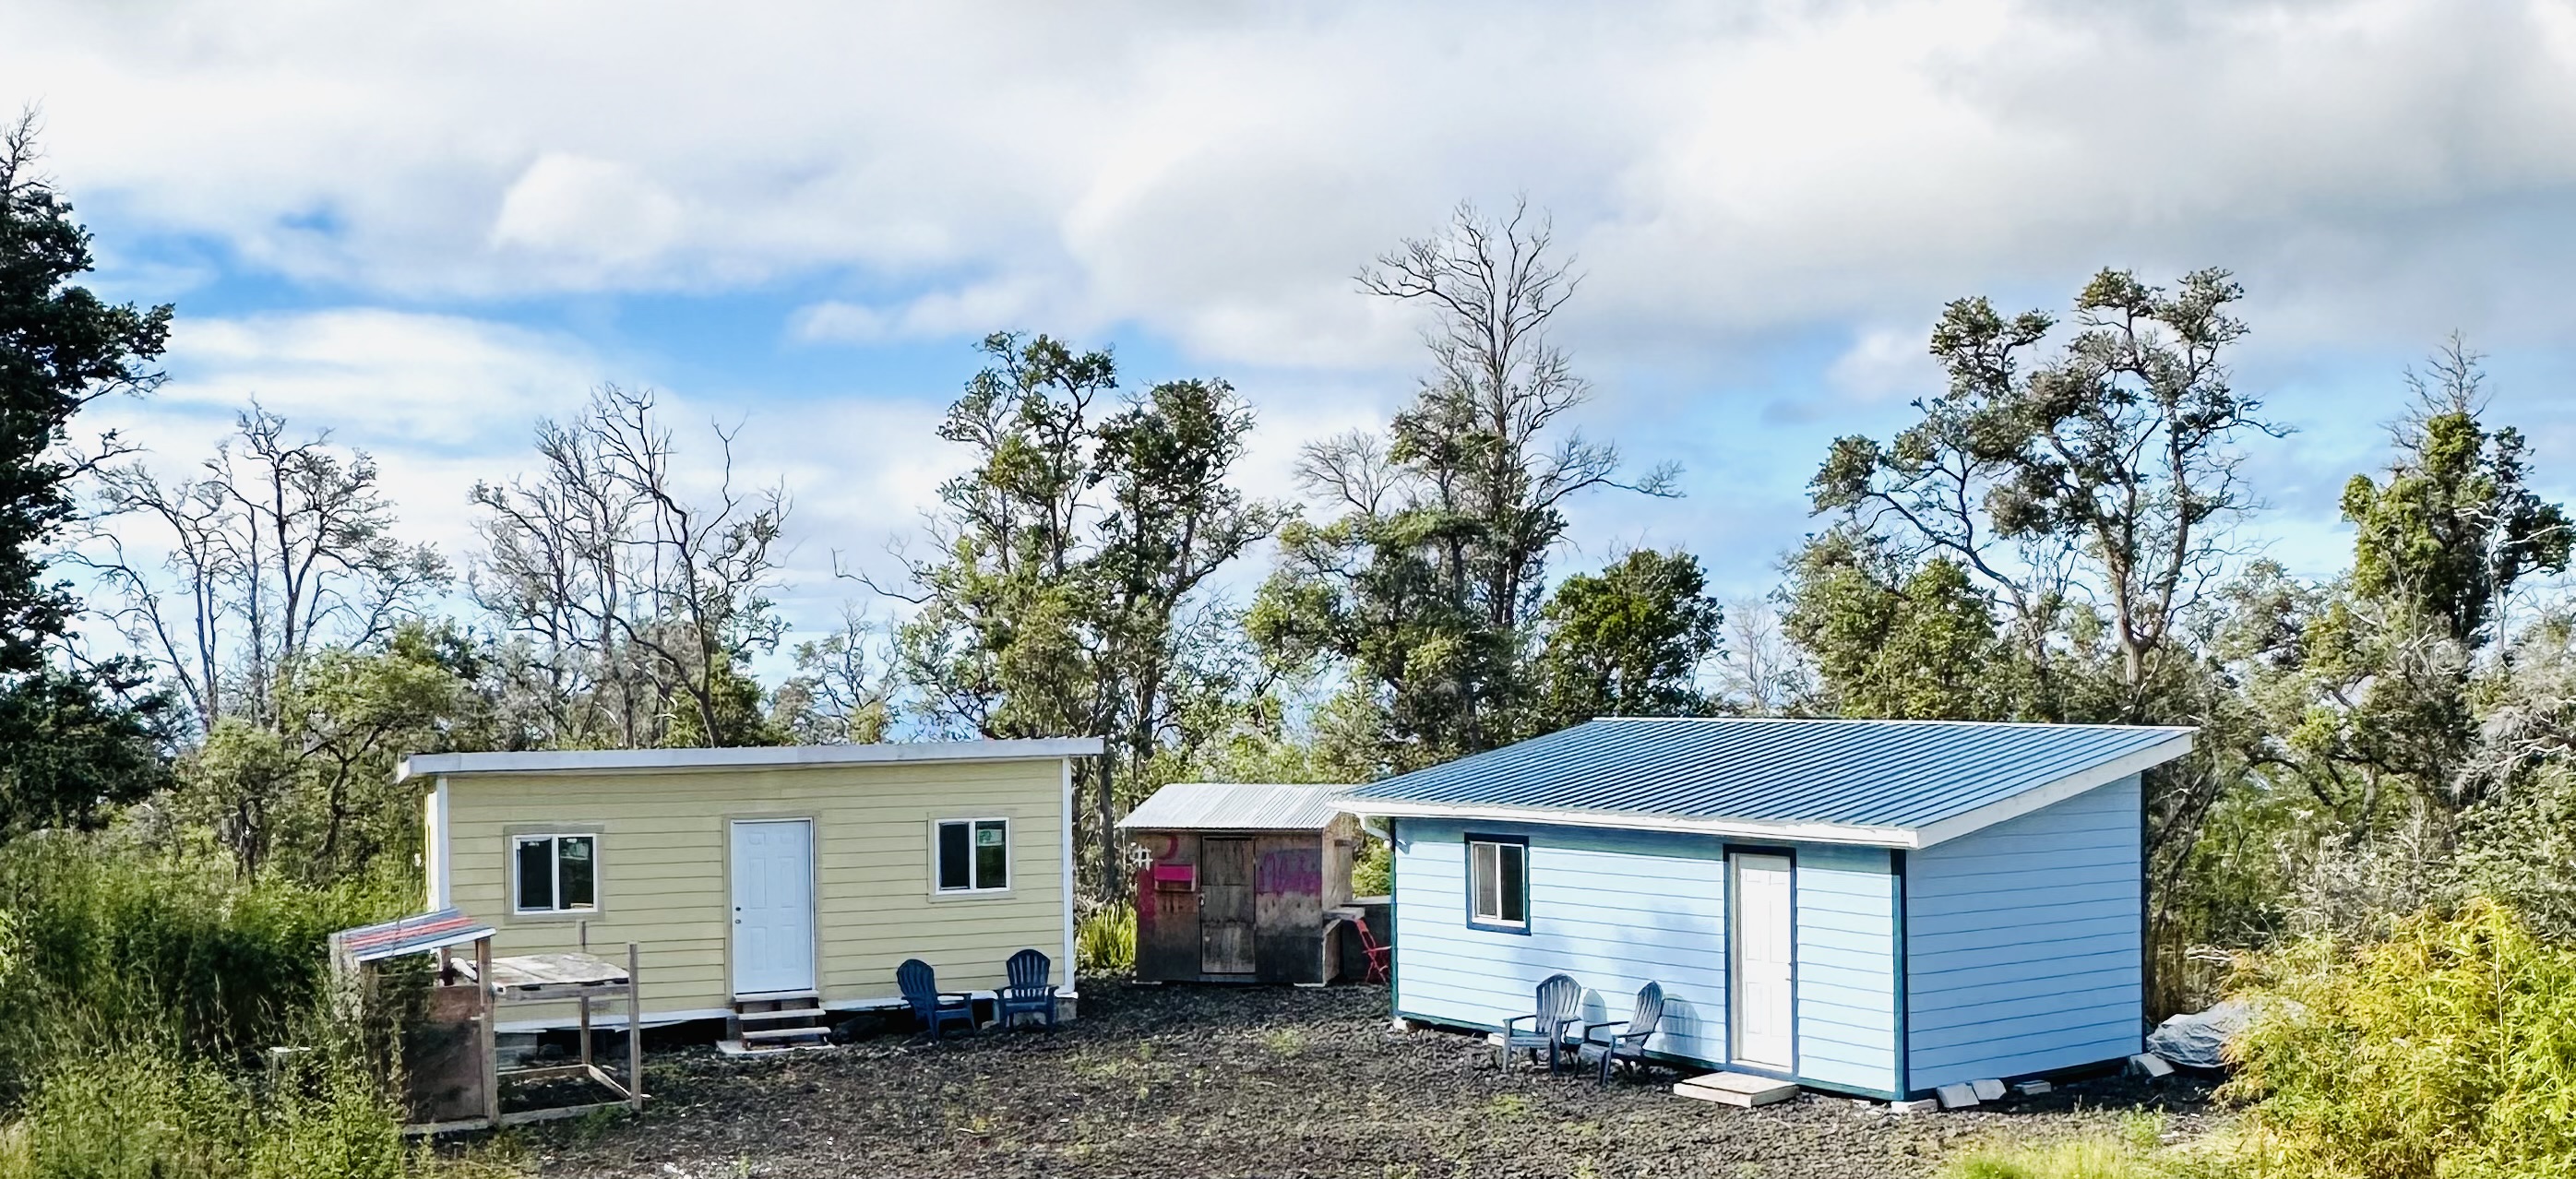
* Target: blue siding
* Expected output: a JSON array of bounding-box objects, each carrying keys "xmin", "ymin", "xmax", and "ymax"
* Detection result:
[
  {"xmin": 1904, "ymin": 774, "xmax": 2143, "ymax": 1091},
  {"xmin": 1390, "ymin": 818, "xmax": 1902, "ymax": 1095},
  {"xmin": 1794, "ymin": 845, "xmax": 1898, "ymax": 1093},
  {"xmin": 1392, "ymin": 818, "xmax": 1729, "ymax": 1066}
]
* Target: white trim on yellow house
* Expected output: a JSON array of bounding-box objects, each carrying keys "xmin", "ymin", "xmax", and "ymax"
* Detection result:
[
  {"xmin": 398, "ymin": 739, "xmax": 1101, "ymax": 781},
  {"xmin": 418, "ymin": 740, "xmax": 1101, "ymax": 1030}
]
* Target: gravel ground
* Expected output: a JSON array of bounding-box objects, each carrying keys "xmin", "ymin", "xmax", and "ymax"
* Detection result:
[{"xmin": 513, "ymin": 979, "xmax": 2222, "ymax": 1178}]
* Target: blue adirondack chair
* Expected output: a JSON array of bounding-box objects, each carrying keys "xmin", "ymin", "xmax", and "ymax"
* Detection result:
[
  {"xmin": 897, "ymin": 958, "xmax": 975, "ymax": 1040},
  {"xmin": 994, "ymin": 948, "xmax": 1060, "ymax": 1030},
  {"xmin": 1497, "ymin": 973, "xmax": 1585, "ymax": 1073},
  {"xmin": 1577, "ymin": 982, "xmax": 1666, "ymax": 1086}
]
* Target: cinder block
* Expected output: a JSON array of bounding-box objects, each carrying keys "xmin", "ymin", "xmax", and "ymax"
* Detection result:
[
  {"xmin": 2129, "ymin": 1053, "xmax": 2175, "ymax": 1078},
  {"xmin": 1889, "ymin": 1098, "xmax": 1939, "ymax": 1114},
  {"xmin": 1935, "ymin": 1083, "xmax": 1980, "ymax": 1109},
  {"xmin": 1970, "ymin": 1078, "xmax": 2007, "ymax": 1102},
  {"xmin": 2013, "ymin": 1080, "xmax": 2053, "ymax": 1096}
]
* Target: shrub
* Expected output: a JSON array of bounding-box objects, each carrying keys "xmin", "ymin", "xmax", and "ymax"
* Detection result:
[
  {"xmin": 0, "ymin": 834, "xmax": 397, "ymax": 1098},
  {"xmin": 1076, "ymin": 902, "xmax": 1136, "ymax": 975},
  {"xmin": 2224, "ymin": 898, "xmax": 2576, "ymax": 1179},
  {"xmin": 0, "ymin": 1038, "xmax": 416, "ymax": 1179}
]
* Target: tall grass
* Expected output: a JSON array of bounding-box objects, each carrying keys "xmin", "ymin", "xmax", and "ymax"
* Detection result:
[
  {"xmin": 0, "ymin": 834, "xmax": 398, "ymax": 1093},
  {"xmin": 1939, "ymin": 1114, "xmax": 2212, "ymax": 1179},
  {"xmin": 2224, "ymin": 898, "xmax": 2576, "ymax": 1179},
  {"xmin": 1076, "ymin": 902, "xmax": 1137, "ymax": 975},
  {"xmin": 0, "ymin": 834, "xmax": 430, "ymax": 1177}
]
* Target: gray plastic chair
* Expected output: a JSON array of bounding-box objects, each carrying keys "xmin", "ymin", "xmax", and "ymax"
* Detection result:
[
  {"xmin": 1497, "ymin": 973, "xmax": 1585, "ymax": 1073},
  {"xmin": 1577, "ymin": 982, "xmax": 1665, "ymax": 1085}
]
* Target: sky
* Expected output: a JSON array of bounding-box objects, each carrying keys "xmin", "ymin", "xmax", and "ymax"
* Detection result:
[{"xmin": 12, "ymin": 0, "xmax": 2576, "ymax": 654}]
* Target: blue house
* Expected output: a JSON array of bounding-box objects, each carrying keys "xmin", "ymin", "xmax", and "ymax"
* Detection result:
[{"xmin": 1330, "ymin": 717, "xmax": 2195, "ymax": 1100}]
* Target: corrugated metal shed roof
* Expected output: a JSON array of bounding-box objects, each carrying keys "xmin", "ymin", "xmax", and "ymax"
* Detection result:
[
  {"xmin": 1333, "ymin": 717, "xmax": 2191, "ymax": 838},
  {"xmin": 1119, "ymin": 782, "xmax": 1351, "ymax": 831}
]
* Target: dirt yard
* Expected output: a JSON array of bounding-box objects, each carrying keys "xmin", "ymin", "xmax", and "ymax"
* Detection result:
[{"xmin": 517, "ymin": 980, "xmax": 2219, "ymax": 1178}]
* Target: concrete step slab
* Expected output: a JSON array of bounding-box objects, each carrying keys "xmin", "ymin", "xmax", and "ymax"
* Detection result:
[{"xmin": 1673, "ymin": 1071, "xmax": 1799, "ymax": 1108}]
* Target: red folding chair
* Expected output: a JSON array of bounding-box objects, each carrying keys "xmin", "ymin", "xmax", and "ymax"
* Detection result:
[{"xmin": 1351, "ymin": 915, "xmax": 1392, "ymax": 984}]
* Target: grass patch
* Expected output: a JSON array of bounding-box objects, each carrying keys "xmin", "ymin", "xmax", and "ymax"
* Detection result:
[
  {"xmin": 1076, "ymin": 903, "xmax": 1136, "ymax": 976},
  {"xmin": 1939, "ymin": 1116, "xmax": 2189, "ymax": 1179}
]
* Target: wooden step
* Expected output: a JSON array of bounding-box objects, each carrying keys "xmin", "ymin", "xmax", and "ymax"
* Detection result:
[
  {"xmin": 736, "ymin": 1006, "xmax": 826, "ymax": 1023},
  {"xmin": 742, "ymin": 1026, "xmax": 829, "ymax": 1042},
  {"xmin": 1673, "ymin": 1071, "xmax": 1800, "ymax": 1108},
  {"xmin": 734, "ymin": 990, "xmax": 817, "ymax": 1003}
]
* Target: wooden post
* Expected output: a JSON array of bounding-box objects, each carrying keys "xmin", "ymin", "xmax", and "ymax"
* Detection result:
[
  {"xmin": 578, "ymin": 992, "xmax": 592, "ymax": 1070},
  {"xmin": 626, "ymin": 942, "xmax": 643, "ymax": 1111},
  {"xmin": 476, "ymin": 936, "xmax": 500, "ymax": 1128}
]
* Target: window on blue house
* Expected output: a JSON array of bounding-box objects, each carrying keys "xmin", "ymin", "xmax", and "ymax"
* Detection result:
[{"xmin": 1467, "ymin": 837, "xmax": 1527, "ymax": 930}]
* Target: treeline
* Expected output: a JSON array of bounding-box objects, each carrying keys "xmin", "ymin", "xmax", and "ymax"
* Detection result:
[{"xmin": 9, "ymin": 125, "xmax": 2576, "ymax": 1010}]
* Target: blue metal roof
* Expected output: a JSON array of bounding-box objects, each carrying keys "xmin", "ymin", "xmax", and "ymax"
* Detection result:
[{"xmin": 1335, "ymin": 717, "xmax": 2191, "ymax": 832}]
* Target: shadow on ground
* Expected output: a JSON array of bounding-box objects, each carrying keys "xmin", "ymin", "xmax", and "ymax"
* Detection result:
[{"xmin": 510, "ymin": 979, "xmax": 2221, "ymax": 1178}]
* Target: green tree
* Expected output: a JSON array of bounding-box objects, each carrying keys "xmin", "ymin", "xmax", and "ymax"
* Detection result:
[
  {"xmin": 1531, "ymin": 549, "xmax": 1723, "ymax": 727},
  {"xmin": 1254, "ymin": 200, "xmax": 1676, "ymax": 770},
  {"xmin": 1780, "ymin": 528, "xmax": 2020, "ymax": 720},
  {"xmin": 0, "ymin": 113, "xmax": 173, "ymax": 829},
  {"xmin": 2342, "ymin": 337, "xmax": 2571, "ymax": 649},
  {"xmin": 886, "ymin": 332, "xmax": 1273, "ymax": 899}
]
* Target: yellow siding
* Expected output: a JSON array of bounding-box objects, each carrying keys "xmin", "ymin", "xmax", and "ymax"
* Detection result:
[{"xmin": 439, "ymin": 756, "xmax": 1068, "ymax": 1021}]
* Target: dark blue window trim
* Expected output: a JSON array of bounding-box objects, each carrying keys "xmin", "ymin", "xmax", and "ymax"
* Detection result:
[{"xmin": 1462, "ymin": 832, "xmax": 1532, "ymax": 935}]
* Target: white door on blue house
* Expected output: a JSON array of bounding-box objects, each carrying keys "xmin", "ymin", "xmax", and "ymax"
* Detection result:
[
  {"xmin": 1730, "ymin": 852, "xmax": 1795, "ymax": 1071},
  {"xmin": 731, "ymin": 819, "xmax": 817, "ymax": 995}
]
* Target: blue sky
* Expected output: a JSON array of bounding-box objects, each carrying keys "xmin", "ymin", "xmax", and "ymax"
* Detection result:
[{"xmin": 17, "ymin": 0, "xmax": 2576, "ymax": 652}]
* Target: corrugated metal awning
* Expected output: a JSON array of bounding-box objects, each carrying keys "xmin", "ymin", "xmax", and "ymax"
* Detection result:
[
  {"xmin": 330, "ymin": 908, "xmax": 493, "ymax": 964},
  {"xmin": 1331, "ymin": 717, "xmax": 2193, "ymax": 849},
  {"xmin": 1119, "ymin": 782, "xmax": 1353, "ymax": 831}
]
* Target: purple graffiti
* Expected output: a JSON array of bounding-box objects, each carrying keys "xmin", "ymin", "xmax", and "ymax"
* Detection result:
[{"xmin": 1257, "ymin": 849, "xmax": 1321, "ymax": 894}]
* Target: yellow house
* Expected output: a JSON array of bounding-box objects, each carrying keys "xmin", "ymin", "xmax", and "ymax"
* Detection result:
[{"xmin": 397, "ymin": 739, "xmax": 1097, "ymax": 1045}]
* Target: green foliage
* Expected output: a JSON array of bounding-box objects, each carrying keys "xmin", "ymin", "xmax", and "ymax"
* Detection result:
[
  {"xmin": 0, "ymin": 666, "xmax": 171, "ymax": 840},
  {"xmin": 1531, "ymin": 549, "xmax": 1723, "ymax": 728},
  {"xmin": 895, "ymin": 331, "xmax": 1275, "ymax": 899},
  {"xmin": 2224, "ymin": 899, "xmax": 2576, "ymax": 1179},
  {"xmin": 1939, "ymin": 1117, "xmax": 2198, "ymax": 1179},
  {"xmin": 2342, "ymin": 339, "xmax": 2571, "ymax": 648},
  {"xmin": 1349, "ymin": 837, "xmax": 1390, "ymax": 898},
  {"xmin": 1781, "ymin": 530, "xmax": 2021, "ymax": 720},
  {"xmin": 0, "ymin": 117, "xmax": 172, "ymax": 680},
  {"xmin": 0, "ymin": 834, "xmax": 397, "ymax": 1100},
  {"xmin": 1075, "ymin": 903, "xmax": 1137, "ymax": 976},
  {"xmin": 0, "ymin": 1039, "xmax": 421, "ymax": 1179}
]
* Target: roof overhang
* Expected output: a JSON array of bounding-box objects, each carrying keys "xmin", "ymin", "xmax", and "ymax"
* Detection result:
[
  {"xmin": 1330, "ymin": 730, "xmax": 2193, "ymax": 851},
  {"xmin": 397, "ymin": 737, "xmax": 1103, "ymax": 783}
]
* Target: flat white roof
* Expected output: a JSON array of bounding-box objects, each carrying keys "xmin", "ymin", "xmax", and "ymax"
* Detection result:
[{"xmin": 397, "ymin": 737, "xmax": 1102, "ymax": 782}]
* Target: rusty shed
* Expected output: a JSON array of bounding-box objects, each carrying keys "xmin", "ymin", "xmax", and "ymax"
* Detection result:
[{"xmin": 1122, "ymin": 782, "xmax": 1364, "ymax": 984}]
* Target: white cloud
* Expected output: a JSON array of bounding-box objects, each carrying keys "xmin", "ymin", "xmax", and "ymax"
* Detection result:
[{"xmin": 13, "ymin": 0, "xmax": 2572, "ymax": 366}]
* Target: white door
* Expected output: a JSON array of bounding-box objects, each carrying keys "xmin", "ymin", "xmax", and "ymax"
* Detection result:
[
  {"xmin": 1730, "ymin": 852, "xmax": 1795, "ymax": 1071},
  {"xmin": 731, "ymin": 819, "xmax": 816, "ymax": 995}
]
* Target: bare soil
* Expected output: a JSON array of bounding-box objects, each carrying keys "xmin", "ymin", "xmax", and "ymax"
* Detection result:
[{"xmin": 516, "ymin": 979, "xmax": 2220, "ymax": 1178}]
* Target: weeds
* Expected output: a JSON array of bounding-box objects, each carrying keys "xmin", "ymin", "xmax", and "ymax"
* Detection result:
[
  {"xmin": 2224, "ymin": 898, "xmax": 2576, "ymax": 1178},
  {"xmin": 1075, "ymin": 903, "xmax": 1137, "ymax": 975}
]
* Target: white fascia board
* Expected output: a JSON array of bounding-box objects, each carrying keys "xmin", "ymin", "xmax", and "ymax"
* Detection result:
[
  {"xmin": 397, "ymin": 737, "xmax": 1105, "ymax": 783},
  {"xmin": 428, "ymin": 776, "xmax": 451, "ymax": 910},
  {"xmin": 1908, "ymin": 732, "xmax": 2195, "ymax": 848},
  {"xmin": 1325, "ymin": 796, "xmax": 1919, "ymax": 848},
  {"xmin": 1328, "ymin": 730, "xmax": 2198, "ymax": 852}
]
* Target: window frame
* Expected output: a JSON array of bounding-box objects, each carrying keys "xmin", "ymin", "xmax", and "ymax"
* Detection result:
[
  {"xmin": 509, "ymin": 832, "xmax": 602, "ymax": 917},
  {"xmin": 932, "ymin": 816, "xmax": 1013, "ymax": 896},
  {"xmin": 1463, "ymin": 833, "xmax": 1531, "ymax": 934}
]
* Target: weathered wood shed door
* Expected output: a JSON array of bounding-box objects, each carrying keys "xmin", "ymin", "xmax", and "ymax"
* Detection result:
[{"xmin": 1199, "ymin": 837, "xmax": 1256, "ymax": 975}]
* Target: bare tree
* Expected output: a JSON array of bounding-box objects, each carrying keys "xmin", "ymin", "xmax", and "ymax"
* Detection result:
[
  {"xmin": 771, "ymin": 605, "xmax": 898, "ymax": 744},
  {"xmin": 81, "ymin": 406, "xmax": 447, "ymax": 732},
  {"xmin": 1357, "ymin": 197, "xmax": 1678, "ymax": 636},
  {"xmin": 1713, "ymin": 597, "xmax": 1807, "ymax": 715},
  {"xmin": 471, "ymin": 384, "xmax": 788, "ymax": 747}
]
